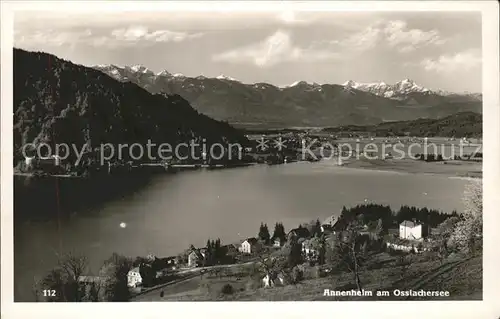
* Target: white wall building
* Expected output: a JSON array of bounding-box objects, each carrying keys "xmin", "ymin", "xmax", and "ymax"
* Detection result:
[
  {"xmin": 399, "ymin": 220, "xmax": 428, "ymax": 240},
  {"xmin": 127, "ymin": 267, "xmax": 142, "ymax": 288},
  {"xmin": 239, "ymin": 238, "xmax": 260, "ymax": 254}
]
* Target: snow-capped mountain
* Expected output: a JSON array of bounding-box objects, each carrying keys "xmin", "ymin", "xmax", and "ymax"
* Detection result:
[
  {"xmin": 93, "ymin": 64, "xmax": 242, "ymax": 83},
  {"xmin": 283, "ymin": 81, "xmax": 323, "ymax": 92},
  {"xmin": 92, "ymin": 63, "xmax": 481, "ymax": 127},
  {"xmin": 216, "ymin": 74, "xmax": 238, "ymax": 82},
  {"xmin": 343, "ymin": 79, "xmax": 431, "ymax": 98},
  {"xmin": 128, "ymin": 64, "xmax": 154, "ymax": 75}
]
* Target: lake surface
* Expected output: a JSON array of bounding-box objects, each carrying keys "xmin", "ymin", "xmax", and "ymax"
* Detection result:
[{"xmin": 14, "ymin": 161, "xmax": 473, "ymax": 301}]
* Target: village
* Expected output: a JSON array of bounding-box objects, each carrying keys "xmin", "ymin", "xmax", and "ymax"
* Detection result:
[{"xmin": 103, "ymin": 205, "xmax": 447, "ymax": 297}]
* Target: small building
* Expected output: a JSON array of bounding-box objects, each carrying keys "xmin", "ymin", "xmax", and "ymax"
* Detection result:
[
  {"xmin": 331, "ymin": 219, "xmax": 349, "ymax": 234},
  {"xmin": 77, "ymin": 275, "xmax": 106, "ymax": 286},
  {"xmin": 320, "ymin": 224, "xmax": 334, "ymax": 234},
  {"xmin": 399, "ymin": 220, "xmax": 429, "ymax": 240},
  {"xmin": 222, "ymin": 244, "xmax": 239, "ymax": 256},
  {"xmin": 239, "ymin": 238, "xmax": 261, "ymax": 254},
  {"xmin": 164, "ymin": 256, "xmax": 178, "ymax": 267},
  {"xmin": 273, "ymin": 238, "xmax": 285, "ymax": 247},
  {"xmin": 25, "ymin": 157, "xmax": 34, "ymax": 169},
  {"xmin": 301, "ymin": 239, "xmax": 317, "ymax": 256},
  {"xmin": 188, "ymin": 249, "xmax": 206, "ymax": 268},
  {"xmin": 127, "ymin": 267, "xmax": 142, "ymax": 288},
  {"xmin": 287, "ymin": 227, "xmax": 311, "ymax": 240}
]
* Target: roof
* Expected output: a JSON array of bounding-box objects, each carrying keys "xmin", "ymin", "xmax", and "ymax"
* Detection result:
[
  {"xmin": 400, "ymin": 220, "xmax": 419, "ymax": 228},
  {"xmin": 128, "ymin": 267, "xmax": 140, "ymax": 274},
  {"xmin": 77, "ymin": 275, "xmax": 106, "ymax": 283},
  {"xmin": 189, "ymin": 249, "xmax": 204, "ymax": 259},
  {"xmin": 244, "ymin": 237, "xmax": 259, "ymax": 245},
  {"xmin": 222, "ymin": 244, "xmax": 238, "ymax": 250},
  {"xmin": 332, "ymin": 219, "xmax": 348, "ymax": 232},
  {"xmin": 164, "ymin": 256, "xmax": 177, "ymax": 261},
  {"xmin": 288, "ymin": 227, "xmax": 311, "ymax": 239}
]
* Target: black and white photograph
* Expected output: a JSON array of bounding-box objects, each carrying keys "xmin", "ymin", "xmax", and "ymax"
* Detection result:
[{"xmin": 1, "ymin": 1, "xmax": 499, "ymax": 317}]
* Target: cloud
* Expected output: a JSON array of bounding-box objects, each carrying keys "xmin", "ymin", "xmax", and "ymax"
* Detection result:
[
  {"xmin": 420, "ymin": 49, "xmax": 481, "ymax": 73},
  {"xmin": 383, "ymin": 20, "xmax": 446, "ymax": 53},
  {"xmin": 14, "ymin": 26, "xmax": 202, "ymax": 49},
  {"xmin": 314, "ymin": 19, "xmax": 447, "ymax": 55},
  {"xmin": 325, "ymin": 24, "xmax": 382, "ymax": 52},
  {"xmin": 110, "ymin": 26, "xmax": 202, "ymax": 43},
  {"xmin": 212, "ymin": 30, "xmax": 339, "ymax": 67}
]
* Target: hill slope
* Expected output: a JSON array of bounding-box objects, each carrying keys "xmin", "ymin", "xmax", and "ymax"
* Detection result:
[
  {"xmin": 322, "ymin": 112, "xmax": 482, "ymax": 137},
  {"xmin": 13, "ymin": 49, "xmax": 248, "ymax": 166}
]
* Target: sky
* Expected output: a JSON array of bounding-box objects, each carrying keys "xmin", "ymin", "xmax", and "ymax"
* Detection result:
[{"xmin": 14, "ymin": 10, "xmax": 482, "ymax": 92}]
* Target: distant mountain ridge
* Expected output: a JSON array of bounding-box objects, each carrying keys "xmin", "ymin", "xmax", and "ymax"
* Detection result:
[
  {"xmin": 322, "ymin": 111, "xmax": 482, "ymax": 138},
  {"xmin": 92, "ymin": 64, "xmax": 482, "ymax": 128},
  {"xmin": 342, "ymin": 79, "xmax": 481, "ymax": 101}
]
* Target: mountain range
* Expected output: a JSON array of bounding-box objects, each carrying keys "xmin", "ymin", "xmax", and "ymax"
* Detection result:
[
  {"xmin": 13, "ymin": 49, "xmax": 248, "ymax": 167},
  {"xmin": 92, "ymin": 64, "xmax": 482, "ymax": 128}
]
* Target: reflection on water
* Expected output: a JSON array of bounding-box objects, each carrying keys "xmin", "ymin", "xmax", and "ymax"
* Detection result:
[{"xmin": 14, "ymin": 161, "xmax": 472, "ymax": 301}]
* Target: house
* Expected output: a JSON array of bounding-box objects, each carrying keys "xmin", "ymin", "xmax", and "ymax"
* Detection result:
[
  {"xmin": 77, "ymin": 276, "xmax": 107, "ymax": 300},
  {"xmin": 320, "ymin": 224, "xmax": 334, "ymax": 234},
  {"xmin": 127, "ymin": 267, "xmax": 142, "ymax": 287},
  {"xmin": 273, "ymin": 238, "xmax": 285, "ymax": 247},
  {"xmin": 77, "ymin": 275, "xmax": 106, "ymax": 286},
  {"xmin": 399, "ymin": 220, "xmax": 429, "ymax": 240},
  {"xmin": 188, "ymin": 249, "xmax": 206, "ymax": 267},
  {"xmin": 287, "ymin": 227, "xmax": 311, "ymax": 240},
  {"xmin": 164, "ymin": 256, "xmax": 178, "ymax": 267},
  {"xmin": 222, "ymin": 244, "xmax": 238, "ymax": 256},
  {"xmin": 302, "ymin": 239, "xmax": 317, "ymax": 257},
  {"xmin": 239, "ymin": 238, "xmax": 262, "ymax": 254},
  {"xmin": 25, "ymin": 157, "xmax": 34, "ymax": 169}
]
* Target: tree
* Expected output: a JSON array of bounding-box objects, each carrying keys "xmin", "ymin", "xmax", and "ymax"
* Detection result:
[
  {"xmin": 434, "ymin": 216, "xmax": 461, "ymax": 255},
  {"xmin": 311, "ymin": 219, "xmax": 322, "ymax": 237},
  {"xmin": 317, "ymin": 234, "xmax": 327, "ymax": 265},
  {"xmin": 139, "ymin": 263, "xmax": 156, "ymax": 287},
  {"xmin": 41, "ymin": 269, "xmax": 69, "ymax": 302},
  {"xmin": 257, "ymin": 253, "xmax": 287, "ymax": 288},
  {"xmin": 40, "ymin": 252, "xmax": 89, "ymax": 302},
  {"xmin": 375, "ymin": 218, "xmax": 384, "ymax": 237},
  {"xmin": 272, "ymin": 222, "xmax": 286, "ymax": 243},
  {"xmin": 258, "ymin": 222, "xmax": 271, "ymax": 245},
  {"xmin": 449, "ymin": 181, "xmax": 482, "ymax": 254},
  {"xmin": 100, "ymin": 253, "xmax": 132, "ymax": 301},
  {"xmin": 287, "ymin": 233, "xmax": 303, "ymax": 268},
  {"xmin": 327, "ymin": 220, "xmax": 368, "ymax": 290}
]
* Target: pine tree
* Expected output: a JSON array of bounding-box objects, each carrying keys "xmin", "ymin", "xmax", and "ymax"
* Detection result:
[
  {"xmin": 312, "ymin": 219, "xmax": 322, "ymax": 237},
  {"xmin": 287, "ymin": 233, "xmax": 303, "ymax": 268},
  {"xmin": 258, "ymin": 222, "xmax": 271, "ymax": 244},
  {"xmin": 272, "ymin": 222, "xmax": 286, "ymax": 243}
]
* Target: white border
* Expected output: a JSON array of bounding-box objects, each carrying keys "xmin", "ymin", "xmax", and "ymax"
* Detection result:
[{"xmin": 1, "ymin": 1, "xmax": 499, "ymax": 319}]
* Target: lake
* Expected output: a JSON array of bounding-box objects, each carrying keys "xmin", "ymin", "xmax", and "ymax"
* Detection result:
[{"xmin": 14, "ymin": 161, "xmax": 473, "ymax": 301}]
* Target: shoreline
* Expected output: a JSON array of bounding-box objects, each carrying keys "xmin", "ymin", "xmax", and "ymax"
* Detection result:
[{"xmin": 338, "ymin": 158, "xmax": 482, "ymax": 179}]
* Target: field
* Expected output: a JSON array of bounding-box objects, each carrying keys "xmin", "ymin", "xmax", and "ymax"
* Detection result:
[
  {"xmin": 132, "ymin": 253, "xmax": 482, "ymax": 301},
  {"xmin": 342, "ymin": 158, "xmax": 482, "ymax": 179}
]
